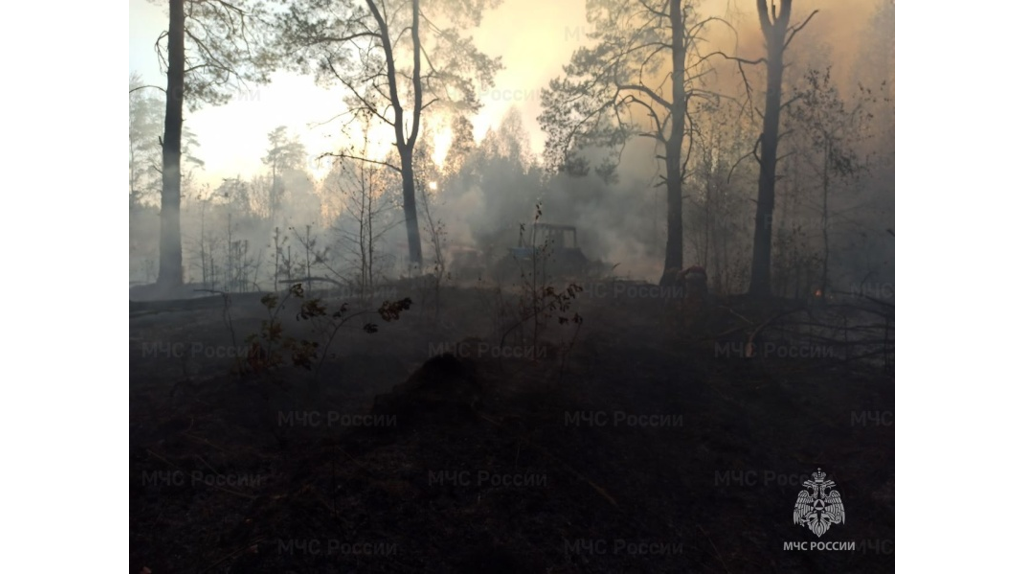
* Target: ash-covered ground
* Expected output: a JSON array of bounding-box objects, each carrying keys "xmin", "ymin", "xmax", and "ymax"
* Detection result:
[{"xmin": 130, "ymin": 278, "xmax": 894, "ymax": 573}]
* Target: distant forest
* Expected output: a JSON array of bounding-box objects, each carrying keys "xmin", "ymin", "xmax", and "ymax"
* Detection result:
[{"xmin": 130, "ymin": 0, "xmax": 894, "ymax": 301}]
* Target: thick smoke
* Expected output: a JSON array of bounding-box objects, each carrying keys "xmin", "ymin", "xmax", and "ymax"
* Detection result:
[{"xmin": 129, "ymin": 0, "xmax": 894, "ymax": 297}]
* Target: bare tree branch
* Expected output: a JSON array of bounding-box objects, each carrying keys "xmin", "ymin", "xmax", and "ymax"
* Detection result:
[
  {"xmin": 130, "ymin": 84, "xmax": 167, "ymax": 94},
  {"xmin": 321, "ymin": 151, "xmax": 402, "ymax": 174},
  {"xmin": 785, "ymin": 10, "xmax": 819, "ymax": 50}
]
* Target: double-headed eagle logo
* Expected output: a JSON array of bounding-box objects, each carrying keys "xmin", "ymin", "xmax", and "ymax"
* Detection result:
[{"xmin": 793, "ymin": 468, "xmax": 845, "ymax": 537}]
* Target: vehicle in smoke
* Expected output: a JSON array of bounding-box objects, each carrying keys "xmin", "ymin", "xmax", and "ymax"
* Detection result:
[
  {"xmin": 448, "ymin": 245, "xmax": 488, "ymax": 282},
  {"xmin": 491, "ymin": 222, "xmax": 607, "ymax": 283}
]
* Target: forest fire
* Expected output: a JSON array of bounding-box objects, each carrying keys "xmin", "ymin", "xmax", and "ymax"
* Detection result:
[{"xmin": 128, "ymin": 0, "xmax": 895, "ymax": 571}]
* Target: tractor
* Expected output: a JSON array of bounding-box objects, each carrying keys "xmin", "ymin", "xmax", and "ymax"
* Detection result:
[
  {"xmin": 491, "ymin": 223, "xmax": 597, "ymax": 283},
  {"xmin": 447, "ymin": 245, "xmax": 488, "ymax": 282}
]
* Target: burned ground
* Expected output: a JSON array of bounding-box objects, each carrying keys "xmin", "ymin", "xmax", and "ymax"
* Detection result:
[{"xmin": 129, "ymin": 281, "xmax": 894, "ymax": 573}]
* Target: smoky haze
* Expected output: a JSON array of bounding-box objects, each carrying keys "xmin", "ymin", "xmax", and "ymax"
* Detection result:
[
  {"xmin": 129, "ymin": 0, "xmax": 893, "ymax": 295},
  {"xmin": 129, "ymin": 2, "xmax": 897, "ymax": 571}
]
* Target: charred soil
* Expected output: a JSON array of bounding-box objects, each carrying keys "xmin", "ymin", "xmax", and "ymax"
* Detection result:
[{"xmin": 130, "ymin": 283, "xmax": 894, "ymax": 573}]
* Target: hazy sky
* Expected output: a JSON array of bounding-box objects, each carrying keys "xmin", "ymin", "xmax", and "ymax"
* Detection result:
[
  {"xmin": 128, "ymin": 0, "xmax": 877, "ymax": 185},
  {"xmin": 128, "ymin": 0, "xmax": 592, "ymax": 184}
]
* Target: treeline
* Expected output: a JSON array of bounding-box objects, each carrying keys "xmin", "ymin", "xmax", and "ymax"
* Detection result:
[{"xmin": 129, "ymin": 0, "xmax": 894, "ymax": 299}]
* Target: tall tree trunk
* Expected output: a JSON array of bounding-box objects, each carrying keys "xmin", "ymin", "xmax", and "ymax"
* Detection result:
[
  {"xmin": 703, "ymin": 156, "xmax": 711, "ymax": 267},
  {"xmin": 820, "ymin": 139, "xmax": 830, "ymax": 298},
  {"xmin": 367, "ymin": 173, "xmax": 374, "ymax": 295},
  {"xmin": 158, "ymin": 0, "xmax": 185, "ymax": 290},
  {"xmin": 367, "ymin": 0, "xmax": 423, "ymax": 271},
  {"xmin": 399, "ymin": 147, "xmax": 423, "ymax": 271},
  {"xmin": 748, "ymin": 0, "xmax": 791, "ymax": 298},
  {"xmin": 662, "ymin": 148, "xmax": 683, "ymax": 284},
  {"xmin": 659, "ymin": 0, "xmax": 689, "ymax": 286}
]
